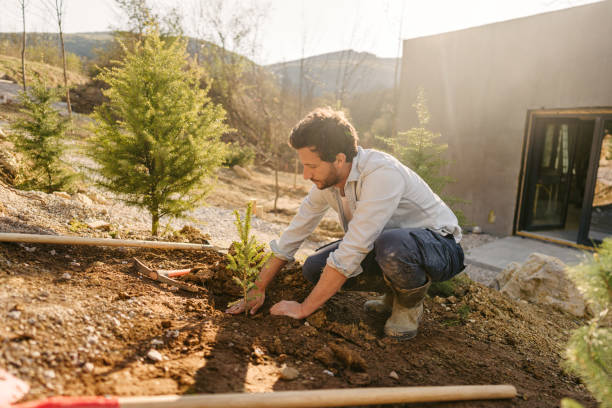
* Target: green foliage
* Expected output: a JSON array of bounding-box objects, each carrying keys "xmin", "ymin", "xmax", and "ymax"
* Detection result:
[
  {"xmin": 89, "ymin": 30, "xmax": 229, "ymax": 236},
  {"xmin": 226, "ymin": 202, "xmax": 272, "ymax": 316},
  {"xmin": 68, "ymin": 218, "xmax": 88, "ymax": 233},
  {"xmin": 10, "ymin": 80, "xmax": 74, "ymax": 193},
  {"xmin": 562, "ymin": 238, "xmax": 612, "ymax": 408},
  {"xmin": 428, "ymin": 273, "xmax": 471, "ymax": 298},
  {"xmin": 222, "ymin": 142, "xmax": 255, "ymax": 168},
  {"xmin": 378, "ymin": 87, "xmax": 467, "ymax": 226}
]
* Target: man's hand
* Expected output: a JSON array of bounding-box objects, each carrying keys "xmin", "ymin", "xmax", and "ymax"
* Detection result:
[
  {"xmin": 270, "ymin": 265, "xmax": 347, "ymax": 320},
  {"xmin": 270, "ymin": 300, "xmax": 306, "ymax": 319},
  {"xmin": 225, "ymin": 288, "xmax": 265, "ymax": 315}
]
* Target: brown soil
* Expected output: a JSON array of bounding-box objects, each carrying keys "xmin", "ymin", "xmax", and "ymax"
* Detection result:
[{"xmin": 0, "ymin": 241, "xmax": 594, "ymax": 407}]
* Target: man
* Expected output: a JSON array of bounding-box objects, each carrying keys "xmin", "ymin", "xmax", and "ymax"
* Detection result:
[{"xmin": 226, "ymin": 108, "xmax": 465, "ymax": 340}]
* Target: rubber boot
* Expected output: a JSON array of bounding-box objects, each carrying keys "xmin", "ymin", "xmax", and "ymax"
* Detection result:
[
  {"xmin": 383, "ymin": 276, "xmax": 431, "ymax": 340},
  {"xmin": 363, "ymin": 292, "xmax": 393, "ymax": 314}
]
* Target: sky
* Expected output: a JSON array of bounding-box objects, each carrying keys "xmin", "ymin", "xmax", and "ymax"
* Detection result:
[{"xmin": 0, "ymin": 0, "xmax": 603, "ymax": 65}]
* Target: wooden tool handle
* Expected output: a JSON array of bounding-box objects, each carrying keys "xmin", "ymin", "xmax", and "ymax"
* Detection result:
[
  {"xmin": 0, "ymin": 233, "xmax": 222, "ymax": 251},
  {"xmin": 119, "ymin": 385, "xmax": 517, "ymax": 408}
]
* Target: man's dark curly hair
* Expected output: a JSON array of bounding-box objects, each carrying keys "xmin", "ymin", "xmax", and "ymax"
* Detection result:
[{"xmin": 289, "ymin": 107, "xmax": 359, "ymax": 163}]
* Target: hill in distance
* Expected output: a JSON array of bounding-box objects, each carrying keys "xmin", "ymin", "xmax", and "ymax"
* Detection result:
[
  {"xmin": 266, "ymin": 50, "xmax": 398, "ymax": 98},
  {"xmin": 1, "ymin": 32, "xmax": 398, "ymax": 98}
]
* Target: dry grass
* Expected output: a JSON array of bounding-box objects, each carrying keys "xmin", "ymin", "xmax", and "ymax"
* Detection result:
[{"xmin": 0, "ymin": 54, "xmax": 88, "ymax": 87}]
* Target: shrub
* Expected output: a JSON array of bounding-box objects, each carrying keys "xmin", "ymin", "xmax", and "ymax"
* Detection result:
[
  {"xmin": 10, "ymin": 79, "xmax": 75, "ymax": 192},
  {"xmin": 89, "ymin": 30, "xmax": 229, "ymax": 235},
  {"xmin": 222, "ymin": 142, "xmax": 255, "ymax": 168},
  {"xmin": 562, "ymin": 238, "xmax": 612, "ymax": 408}
]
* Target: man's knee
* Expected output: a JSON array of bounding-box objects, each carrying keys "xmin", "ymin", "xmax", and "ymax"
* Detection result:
[
  {"xmin": 374, "ymin": 229, "xmax": 426, "ymax": 289},
  {"xmin": 374, "ymin": 229, "xmax": 419, "ymax": 265},
  {"xmin": 302, "ymin": 256, "xmax": 322, "ymax": 284}
]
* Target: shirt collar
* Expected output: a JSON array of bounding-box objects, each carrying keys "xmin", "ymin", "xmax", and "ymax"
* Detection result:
[{"xmin": 345, "ymin": 146, "xmax": 363, "ymax": 183}]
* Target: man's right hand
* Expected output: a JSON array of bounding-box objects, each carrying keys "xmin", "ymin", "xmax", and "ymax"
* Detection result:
[{"xmin": 225, "ymin": 287, "xmax": 266, "ymax": 315}]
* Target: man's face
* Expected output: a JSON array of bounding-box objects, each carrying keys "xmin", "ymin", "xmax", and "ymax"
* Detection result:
[{"xmin": 297, "ymin": 147, "xmax": 341, "ymax": 190}]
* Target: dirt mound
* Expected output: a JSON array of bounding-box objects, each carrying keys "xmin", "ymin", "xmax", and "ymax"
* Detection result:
[{"xmin": 0, "ymin": 239, "xmax": 595, "ymax": 407}]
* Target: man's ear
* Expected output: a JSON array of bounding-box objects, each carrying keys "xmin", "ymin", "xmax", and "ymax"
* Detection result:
[{"xmin": 335, "ymin": 153, "xmax": 346, "ymax": 166}]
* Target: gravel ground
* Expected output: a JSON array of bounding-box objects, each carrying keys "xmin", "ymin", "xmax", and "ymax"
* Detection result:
[
  {"xmin": 0, "ymin": 179, "xmax": 501, "ymax": 287},
  {"xmin": 0, "ymin": 181, "xmax": 326, "ymax": 260}
]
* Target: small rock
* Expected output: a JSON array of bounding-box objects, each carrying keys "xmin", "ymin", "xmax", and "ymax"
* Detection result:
[
  {"xmin": 389, "ymin": 370, "xmax": 399, "ymax": 380},
  {"xmin": 49, "ymin": 250, "xmax": 56, "ymax": 256},
  {"xmin": 165, "ymin": 330, "xmax": 179, "ymax": 339},
  {"xmin": 433, "ymin": 296, "xmax": 445, "ymax": 304},
  {"xmin": 83, "ymin": 362, "xmax": 94, "ymax": 373},
  {"xmin": 8, "ymin": 310, "xmax": 21, "ymax": 319},
  {"xmin": 447, "ymin": 296, "xmax": 457, "ymax": 303},
  {"xmin": 53, "ymin": 191, "xmax": 71, "ymax": 200},
  {"xmin": 323, "ymin": 369, "xmax": 334, "ymax": 376},
  {"xmin": 252, "ymin": 347, "xmax": 264, "ymax": 358},
  {"xmin": 85, "ymin": 219, "xmax": 111, "ymax": 231},
  {"xmin": 73, "ymin": 193, "xmax": 93, "ymax": 206},
  {"xmin": 86, "ymin": 192, "xmax": 109, "ymax": 205},
  {"xmin": 151, "ymin": 339, "xmax": 164, "ymax": 347},
  {"xmin": 472, "ymin": 226, "xmax": 482, "ymax": 234},
  {"xmin": 69, "ymin": 262, "xmax": 80, "ymax": 267},
  {"xmin": 28, "ymin": 318, "xmax": 36, "ymax": 325},
  {"xmin": 43, "ymin": 369, "xmax": 56, "ymax": 379},
  {"xmin": 146, "ymin": 349, "xmax": 163, "ymax": 362},
  {"xmin": 279, "ymin": 365, "xmax": 299, "ymax": 381},
  {"xmin": 59, "ymin": 272, "xmax": 72, "ymax": 281},
  {"xmin": 24, "ymin": 246, "xmax": 37, "ymax": 252},
  {"xmin": 87, "ymin": 335, "xmax": 99, "ymax": 345},
  {"xmin": 110, "ymin": 317, "xmax": 121, "ymax": 327}
]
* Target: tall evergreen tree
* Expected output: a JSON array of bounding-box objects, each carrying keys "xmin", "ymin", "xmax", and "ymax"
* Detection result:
[
  {"xmin": 11, "ymin": 80, "xmax": 73, "ymax": 193},
  {"xmin": 89, "ymin": 31, "xmax": 229, "ymax": 235}
]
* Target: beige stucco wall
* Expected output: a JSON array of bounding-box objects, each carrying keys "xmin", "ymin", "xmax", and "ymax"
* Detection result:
[{"xmin": 397, "ymin": 0, "xmax": 612, "ymax": 236}]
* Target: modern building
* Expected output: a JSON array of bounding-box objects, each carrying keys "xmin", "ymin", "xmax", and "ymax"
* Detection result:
[{"xmin": 397, "ymin": 0, "xmax": 612, "ymax": 248}]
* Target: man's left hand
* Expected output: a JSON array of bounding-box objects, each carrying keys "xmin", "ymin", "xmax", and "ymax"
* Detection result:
[{"xmin": 270, "ymin": 300, "xmax": 307, "ymax": 319}]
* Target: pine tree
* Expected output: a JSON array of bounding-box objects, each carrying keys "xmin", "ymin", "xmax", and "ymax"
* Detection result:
[
  {"xmin": 11, "ymin": 79, "xmax": 74, "ymax": 193},
  {"xmin": 226, "ymin": 202, "xmax": 271, "ymax": 316},
  {"xmin": 89, "ymin": 30, "xmax": 229, "ymax": 235},
  {"xmin": 562, "ymin": 238, "xmax": 612, "ymax": 408},
  {"xmin": 379, "ymin": 87, "xmax": 466, "ymax": 224}
]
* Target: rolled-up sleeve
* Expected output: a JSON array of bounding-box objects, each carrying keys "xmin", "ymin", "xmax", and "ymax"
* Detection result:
[
  {"xmin": 327, "ymin": 167, "xmax": 404, "ymax": 277},
  {"xmin": 270, "ymin": 186, "xmax": 330, "ymax": 261}
]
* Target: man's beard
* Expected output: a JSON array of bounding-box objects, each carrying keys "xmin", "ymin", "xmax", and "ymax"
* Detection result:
[{"xmin": 314, "ymin": 167, "xmax": 341, "ymax": 190}]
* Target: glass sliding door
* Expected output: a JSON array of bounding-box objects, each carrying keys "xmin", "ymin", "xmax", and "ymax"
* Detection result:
[
  {"xmin": 588, "ymin": 120, "xmax": 612, "ymax": 243},
  {"xmin": 524, "ymin": 119, "xmax": 579, "ymax": 230}
]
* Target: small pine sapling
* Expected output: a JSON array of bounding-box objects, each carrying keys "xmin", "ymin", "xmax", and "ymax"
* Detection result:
[
  {"xmin": 11, "ymin": 79, "xmax": 74, "ymax": 192},
  {"xmin": 562, "ymin": 238, "xmax": 612, "ymax": 408},
  {"xmin": 226, "ymin": 202, "xmax": 271, "ymax": 315},
  {"xmin": 378, "ymin": 87, "xmax": 468, "ymax": 226}
]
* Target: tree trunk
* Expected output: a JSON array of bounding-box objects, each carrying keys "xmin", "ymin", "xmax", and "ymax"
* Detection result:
[
  {"xmin": 274, "ymin": 155, "xmax": 279, "ymax": 212},
  {"xmin": 59, "ymin": 29, "xmax": 72, "ymax": 117},
  {"xmin": 151, "ymin": 209, "xmax": 159, "ymax": 236},
  {"xmin": 391, "ymin": 2, "xmax": 406, "ymax": 139},
  {"xmin": 20, "ymin": 4, "xmax": 26, "ymax": 92}
]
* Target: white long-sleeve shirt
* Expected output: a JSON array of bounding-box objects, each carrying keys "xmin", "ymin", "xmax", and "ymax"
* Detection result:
[{"xmin": 270, "ymin": 147, "xmax": 461, "ymax": 278}]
